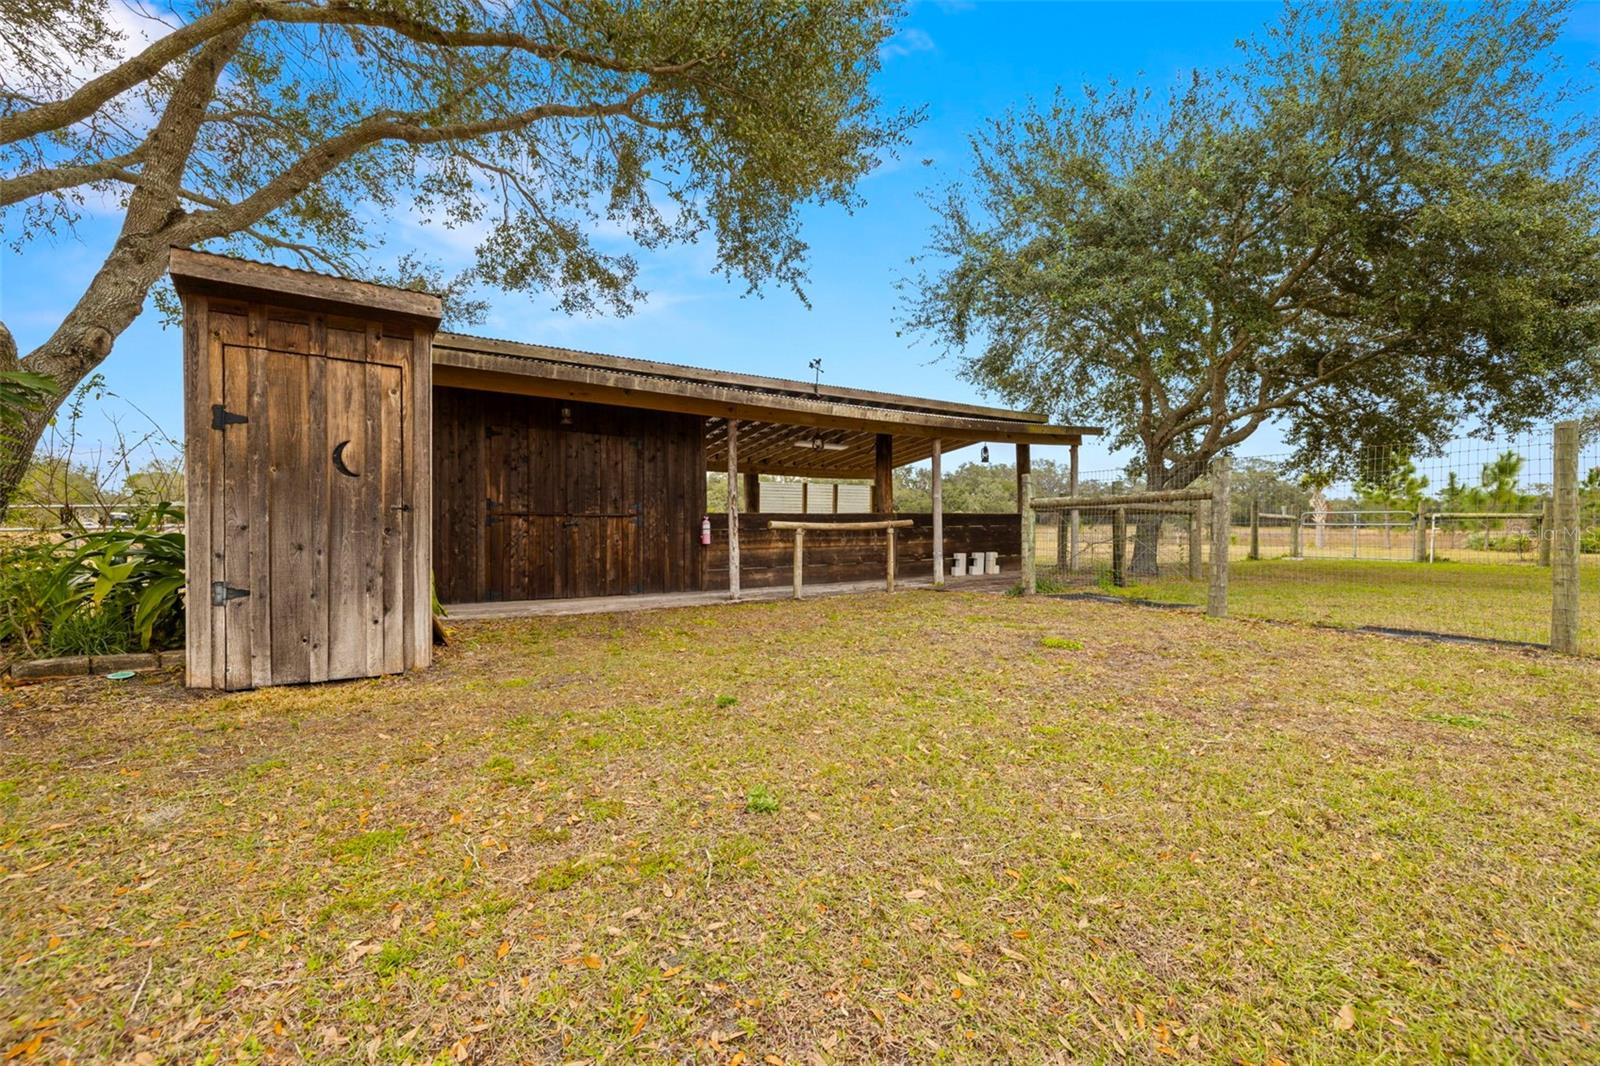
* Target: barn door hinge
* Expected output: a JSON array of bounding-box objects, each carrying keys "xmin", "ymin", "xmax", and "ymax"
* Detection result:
[
  {"xmin": 210, "ymin": 581, "xmax": 250, "ymax": 606},
  {"xmin": 210, "ymin": 404, "xmax": 248, "ymax": 430}
]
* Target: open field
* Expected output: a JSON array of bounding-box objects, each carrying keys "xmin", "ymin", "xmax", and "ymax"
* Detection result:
[
  {"xmin": 4, "ymin": 592, "xmax": 1600, "ymax": 1063},
  {"xmin": 1093, "ymin": 557, "xmax": 1600, "ymax": 649}
]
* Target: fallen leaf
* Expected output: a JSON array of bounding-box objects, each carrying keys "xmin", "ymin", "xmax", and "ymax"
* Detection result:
[
  {"xmin": 496, "ymin": 940, "xmax": 511, "ymax": 959},
  {"xmin": 1335, "ymin": 1002, "xmax": 1356, "ymax": 1031},
  {"xmin": 954, "ymin": 972, "xmax": 978, "ymax": 987}
]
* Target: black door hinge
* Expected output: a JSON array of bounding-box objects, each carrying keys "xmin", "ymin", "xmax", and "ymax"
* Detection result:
[
  {"xmin": 211, "ymin": 404, "xmax": 248, "ymax": 430},
  {"xmin": 211, "ymin": 581, "xmax": 250, "ymax": 606}
]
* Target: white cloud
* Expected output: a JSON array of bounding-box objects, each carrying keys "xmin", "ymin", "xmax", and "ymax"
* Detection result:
[{"xmin": 880, "ymin": 28, "xmax": 936, "ymax": 60}]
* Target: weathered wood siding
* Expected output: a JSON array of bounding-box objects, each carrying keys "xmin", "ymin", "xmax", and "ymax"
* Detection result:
[
  {"xmin": 704, "ymin": 513, "xmax": 1021, "ymax": 590},
  {"xmin": 432, "ymin": 388, "xmax": 706, "ymax": 602},
  {"xmin": 183, "ymin": 296, "xmax": 432, "ymax": 690}
]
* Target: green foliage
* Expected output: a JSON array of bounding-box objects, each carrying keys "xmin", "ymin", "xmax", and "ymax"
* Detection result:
[
  {"xmin": 745, "ymin": 785, "xmax": 781, "ymax": 815},
  {"xmin": 1040, "ymin": 636, "xmax": 1084, "ymax": 650},
  {"xmin": 905, "ymin": 1, "xmax": 1600, "ymax": 487},
  {"xmin": 0, "ymin": 502, "xmax": 186, "ymax": 658}
]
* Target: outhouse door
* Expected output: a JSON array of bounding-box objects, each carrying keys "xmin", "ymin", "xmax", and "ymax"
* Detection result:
[{"xmin": 212, "ymin": 344, "xmax": 408, "ymax": 689}]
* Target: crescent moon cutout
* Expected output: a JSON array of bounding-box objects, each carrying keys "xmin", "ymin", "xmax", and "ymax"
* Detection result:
[{"xmin": 332, "ymin": 440, "xmax": 360, "ymax": 478}]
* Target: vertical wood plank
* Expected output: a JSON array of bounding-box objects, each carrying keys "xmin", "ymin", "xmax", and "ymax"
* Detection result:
[
  {"xmin": 361, "ymin": 324, "xmax": 385, "ymax": 676},
  {"xmin": 409, "ymin": 331, "xmax": 433, "ymax": 669},
  {"xmin": 379, "ymin": 360, "xmax": 405, "ymax": 674},
  {"xmin": 181, "ymin": 297, "xmax": 214, "ymax": 688},
  {"xmin": 324, "ymin": 354, "xmax": 368, "ymax": 678},
  {"xmin": 265, "ymin": 351, "xmax": 311, "ymax": 683},
  {"xmin": 244, "ymin": 311, "xmax": 274, "ymax": 689}
]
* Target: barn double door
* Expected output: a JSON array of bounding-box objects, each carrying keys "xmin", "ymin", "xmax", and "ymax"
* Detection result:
[
  {"xmin": 483, "ymin": 429, "xmax": 646, "ymax": 601},
  {"xmin": 212, "ymin": 343, "xmax": 409, "ymax": 688}
]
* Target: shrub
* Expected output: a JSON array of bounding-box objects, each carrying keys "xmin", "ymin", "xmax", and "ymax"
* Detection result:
[
  {"xmin": 0, "ymin": 502, "xmax": 185, "ymax": 658},
  {"xmin": 1464, "ymin": 530, "xmax": 1533, "ymax": 553},
  {"xmin": 746, "ymin": 785, "xmax": 780, "ymax": 814}
]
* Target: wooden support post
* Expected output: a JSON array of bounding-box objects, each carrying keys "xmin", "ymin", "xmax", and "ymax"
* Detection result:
[
  {"xmin": 1188, "ymin": 508, "xmax": 1203, "ymax": 579},
  {"xmin": 931, "ymin": 439, "xmax": 945, "ymax": 588},
  {"xmin": 1208, "ymin": 457, "xmax": 1230, "ymax": 618},
  {"xmin": 886, "ymin": 527, "xmax": 897, "ymax": 593},
  {"xmin": 1551, "ymin": 421, "xmax": 1580, "ymax": 654},
  {"xmin": 1538, "ymin": 498, "xmax": 1553, "ymax": 567},
  {"xmin": 1290, "ymin": 514, "xmax": 1302, "ymax": 560},
  {"xmin": 1110, "ymin": 508, "xmax": 1127, "ymax": 587},
  {"xmin": 1412, "ymin": 507, "xmax": 1427, "ymax": 563},
  {"xmin": 1018, "ymin": 444, "xmax": 1035, "ymax": 595},
  {"xmin": 1248, "ymin": 499, "xmax": 1260, "ymax": 560},
  {"xmin": 792, "ymin": 528, "xmax": 804, "ymax": 601},
  {"xmin": 873, "ymin": 434, "xmax": 894, "ymax": 514},
  {"xmin": 744, "ymin": 472, "xmax": 760, "ymax": 514},
  {"xmin": 727, "ymin": 420, "xmax": 740, "ymax": 600},
  {"xmin": 1068, "ymin": 442, "xmax": 1080, "ymax": 572}
]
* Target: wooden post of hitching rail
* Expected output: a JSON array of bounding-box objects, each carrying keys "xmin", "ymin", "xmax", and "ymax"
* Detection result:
[
  {"xmin": 886, "ymin": 526, "xmax": 897, "ymax": 593},
  {"xmin": 792, "ymin": 528, "xmax": 804, "ymax": 600},
  {"xmin": 1110, "ymin": 508, "xmax": 1127, "ymax": 587},
  {"xmin": 1248, "ymin": 499, "xmax": 1260, "ymax": 560},
  {"xmin": 931, "ymin": 439, "xmax": 944, "ymax": 588},
  {"xmin": 727, "ymin": 419, "xmax": 740, "ymax": 600},
  {"xmin": 1550, "ymin": 421, "xmax": 1580, "ymax": 654},
  {"xmin": 1208, "ymin": 457, "xmax": 1230, "ymax": 618},
  {"xmin": 1018, "ymin": 444, "xmax": 1035, "ymax": 595},
  {"xmin": 1068, "ymin": 441, "xmax": 1080, "ymax": 572}
]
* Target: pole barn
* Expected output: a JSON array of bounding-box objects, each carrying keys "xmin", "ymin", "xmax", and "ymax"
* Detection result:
[{"xmin": 172, "ymin": 250, "xmax": 1098, "ymax": 690}]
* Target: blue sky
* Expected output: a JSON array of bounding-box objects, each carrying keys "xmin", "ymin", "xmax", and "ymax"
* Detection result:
[{"xmin": 6, "ymin": 1, "xmax": 1600, "ymax": 481}]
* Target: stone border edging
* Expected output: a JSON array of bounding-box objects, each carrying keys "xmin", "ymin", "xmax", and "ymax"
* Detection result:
[{"xmin": 4, "ymin": 651, "xmax": 175, "ymax": 682}]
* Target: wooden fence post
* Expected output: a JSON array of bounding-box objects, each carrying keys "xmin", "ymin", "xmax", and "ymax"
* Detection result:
[
  {"xmin": 885, "ymin": 527, "xmax": 897, "ymax": 594},
  {"xmin": 1412, "ymin": 507, "xmax": 1427, "ymax": 563},
  {"xmin": 1188, "ymin": 507, "xmax": 1203, "ymax": 580},
  {"xmin": 1290, "ymin": 514, "xmax": 1302, "ymax": 559},
  {"xmin": 727, "ymin": 419, "xmax": 740, "ymax": 600},
  {"xmin": 792, "ymin": 529, "xmax": 805, "ymax": 601},
  {"xmin": 1110, "ymin": 508, "xmax": 1127, "ymax": 587},
  {"xmin": 1551, "ymin": 421, "xmax": 1580, "ymax": 653},
  {"xmin": 1248, "ymin": 499, "xmax": 1260, "ymax": 560},
  {"xmin": 1020, "ymin": 459, "xmax": 1036, "ymax": 596},
  {"xmin": 1208, "ymin": 457, "xmax": 1230, "ymax": 618}
]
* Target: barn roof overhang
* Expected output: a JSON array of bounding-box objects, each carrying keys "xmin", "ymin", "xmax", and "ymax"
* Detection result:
[{"xmin": 432, "ymin": 333, "xmax": 1101, "ymax": 477}]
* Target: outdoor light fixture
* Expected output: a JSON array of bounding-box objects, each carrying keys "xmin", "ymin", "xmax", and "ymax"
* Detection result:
[
  {"xmin": 981, "ymin": 445, "xmax": 990, "ymax": 463},
  {"xmin": 559, "ymin": 406, "xmax": 573, "ymax": 425},
  {"xmin": 794, "ymin": 436, "xmax": 848, "ymax": 452}
]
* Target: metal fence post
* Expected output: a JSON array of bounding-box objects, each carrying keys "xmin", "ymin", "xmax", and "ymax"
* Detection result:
[
  {"xmin": 1551, "ymin": 421, "xmax": 1580, "ymax": 653},
  {"xmin": 1187, "ymin": 507, "xmax": 1203, "ymax": 580},
  {"xmin": 1208, "ymin": 457, "xmax": 1230, "ymax": 618},
  {"xmin": 1538, "ymin": 497, "xmax": 1553, "ymax": 567},
  {"xmin": 1110, "ymin": 508, "xmax": 1127, "ymax": 587}
]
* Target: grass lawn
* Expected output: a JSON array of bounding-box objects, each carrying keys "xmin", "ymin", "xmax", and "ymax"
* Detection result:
[
  {"xmin": 3, "ymin": 592, "xmax": 1599, "ymax": 1063},
  {"xmin": 1094, "ymin": 556, "xmax": 1600, "ymax": 650}
]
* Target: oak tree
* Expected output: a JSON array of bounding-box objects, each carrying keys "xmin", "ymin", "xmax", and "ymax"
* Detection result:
[
  {"xmin": 904, "ymin": 0, "xmax": 1600, "ymax": 572},
  {"xmin": 0, "ymin": 0, "xmax": 913, "ymax": 509}
]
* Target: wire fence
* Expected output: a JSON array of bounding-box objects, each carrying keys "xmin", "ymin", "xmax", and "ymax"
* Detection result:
[{"xmin": 1029, "ymin": 426, "xmax": 1600, "ymax": 651}]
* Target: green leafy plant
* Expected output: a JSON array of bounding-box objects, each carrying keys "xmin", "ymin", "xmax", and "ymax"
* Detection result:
[
  {"xmin": 0, "ymin": 501, "xmax": 186, "ymax": 657},
  {"xmin": 745, "ymin": 785, "xmax": 780, "ymax": 815}
]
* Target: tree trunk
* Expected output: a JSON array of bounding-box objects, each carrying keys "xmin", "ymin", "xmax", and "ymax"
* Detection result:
[{"xmin": 1129, "ymin": 511, "xmax": 1164, "ymax": 576}]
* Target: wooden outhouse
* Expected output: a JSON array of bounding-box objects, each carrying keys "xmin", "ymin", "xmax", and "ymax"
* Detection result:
[{"xmin": 172, "ymin": 251, "xmax": 1098, "ymax": 690}]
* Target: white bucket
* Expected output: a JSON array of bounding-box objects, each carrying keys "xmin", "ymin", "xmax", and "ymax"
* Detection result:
[
  {"xmin": 985, "ymin": 551, "xmax": 1000, "ymax": 575},
  {"xmin": 951, "ymin": 552, "xmax": 967, "ymax": 577}
]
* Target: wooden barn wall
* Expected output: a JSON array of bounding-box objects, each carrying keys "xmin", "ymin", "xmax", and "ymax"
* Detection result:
[
  {"xmin": 432, "ymin": 388, "xmax": 706, "ymax": 602},
  {"xmin": 703, "ymin": 513, "xmax": 1022, "ymax": 590}
]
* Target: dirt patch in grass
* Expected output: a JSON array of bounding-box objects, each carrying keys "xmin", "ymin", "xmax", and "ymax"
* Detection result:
[{"xmin": 3, "ymin": 592, "xmax": 1599, "ymax": 1063}]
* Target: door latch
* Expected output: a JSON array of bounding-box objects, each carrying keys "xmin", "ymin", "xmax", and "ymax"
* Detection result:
[{"xmin": 211, "ymin": 581, "xmax": 250, "ymax": 606}]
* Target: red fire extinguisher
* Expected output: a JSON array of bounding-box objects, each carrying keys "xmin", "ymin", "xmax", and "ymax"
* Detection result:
[{"xmin": 700, "ymin": 515, "xmax": 712, "ymax": 546}]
